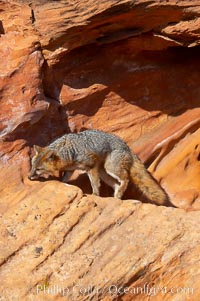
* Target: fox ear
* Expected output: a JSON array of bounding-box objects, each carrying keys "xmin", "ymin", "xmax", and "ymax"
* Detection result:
[{"xmin": 33, "ymin": 145, "xmax": 42, "ymax": 154}]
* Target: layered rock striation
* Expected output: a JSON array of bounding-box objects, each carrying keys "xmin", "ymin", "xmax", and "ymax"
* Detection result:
[{"xmin": 0, "ymin": 1, "xmax": 200, "ymax": 300}]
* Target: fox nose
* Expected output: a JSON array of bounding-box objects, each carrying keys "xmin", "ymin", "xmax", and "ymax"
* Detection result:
[
  {"xmin": 28, "ymin": 171, "xmax": 37, "ymax": 180},
  {"xmin": 28, "ymin": 174, "xmax": 34, "ymax": 180}
]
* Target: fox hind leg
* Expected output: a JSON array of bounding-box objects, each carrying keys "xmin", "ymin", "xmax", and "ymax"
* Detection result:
[
  {"xmin": 111, "ymin": 173, "xmax": 129, "ymax": 199},
  {"xmin": 104, "ymin": 152, "xmax": 130, "ymax": 199},
  {"xmin": 99, "ymin": 167, "xmax": 117, "ymax": 190}
]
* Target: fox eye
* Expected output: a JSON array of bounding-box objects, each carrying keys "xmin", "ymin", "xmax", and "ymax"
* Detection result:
[{"xmin": 47, "ymin": 153, "xmax": 57, "ymax": 161}]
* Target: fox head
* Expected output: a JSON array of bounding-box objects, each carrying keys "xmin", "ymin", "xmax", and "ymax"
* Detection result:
[{"xmin": 29, "ymin": 145, "xmax": 63, "ymax": 180}]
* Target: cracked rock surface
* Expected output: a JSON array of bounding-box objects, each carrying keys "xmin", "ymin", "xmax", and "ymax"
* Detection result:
[
  {"xmin": 0, "ymin": 0, "xmax": 200, "ymax": 300},
  {"xmin": 0, "ymin": 165, "xmax": 200, "ymax": 300}
]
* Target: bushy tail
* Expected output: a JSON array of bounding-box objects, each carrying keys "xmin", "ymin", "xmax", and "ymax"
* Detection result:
[{"xmin": 130, "ymin": 154, "xmax": 169, "ymax": 205}]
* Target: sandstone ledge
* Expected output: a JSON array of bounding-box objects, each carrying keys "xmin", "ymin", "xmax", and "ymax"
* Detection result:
[
  {"xmin": 0, "ymin": 168, "xmax": 199, "ymax": 300},
  {"xmin": 1, "ymin": 0, "xmax": 200, "ymax": 208},
  {"xmin": 1, "ymin": 1, "xmax": 200, "ymax": 300}
]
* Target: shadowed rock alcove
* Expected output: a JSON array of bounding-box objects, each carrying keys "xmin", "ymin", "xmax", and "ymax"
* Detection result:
[{"xmin": 0, "ymin": 1, "xmax": 200, "ymax": 300}]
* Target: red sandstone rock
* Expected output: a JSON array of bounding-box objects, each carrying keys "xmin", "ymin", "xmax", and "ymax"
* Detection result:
[
  {"xmin": 0, "ymin": 166, "xmax": 200, "ymax": 301},
  {"xmin": 0, "ymin": 0, "xmax": 200, "ymax": 300}
]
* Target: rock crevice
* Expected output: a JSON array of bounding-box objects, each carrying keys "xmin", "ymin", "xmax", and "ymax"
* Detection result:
[{"xmin": 0, "ymin": 1, "xmax": 200, "ymax": 300}]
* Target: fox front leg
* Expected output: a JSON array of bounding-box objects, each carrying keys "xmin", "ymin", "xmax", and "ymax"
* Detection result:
[
  {"xmin": 87, "ymin": 166, "xmax": 100, "ymax": 196},
  {"xmin": 60, "ymin": 171, "xmax": 73, "ymax": 183}
]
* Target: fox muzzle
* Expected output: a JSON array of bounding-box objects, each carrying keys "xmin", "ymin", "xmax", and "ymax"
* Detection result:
[{"xmin": 28, "ymin": 170, "xmax": 39, "ymax": 180}]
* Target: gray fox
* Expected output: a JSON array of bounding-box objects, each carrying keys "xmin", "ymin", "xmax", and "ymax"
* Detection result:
[{"xmin": 29, "ymin": 129, "xmax": 169, "ymax": 205}]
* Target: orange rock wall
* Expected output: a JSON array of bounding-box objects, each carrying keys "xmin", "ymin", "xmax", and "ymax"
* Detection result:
[
  {"xmin": 1, "ymin": 1, "xmax": 200, "ymax": 300},
  {"xmin": 1, "ymin": 0, "xmax": 200, "ymax": 208}
]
